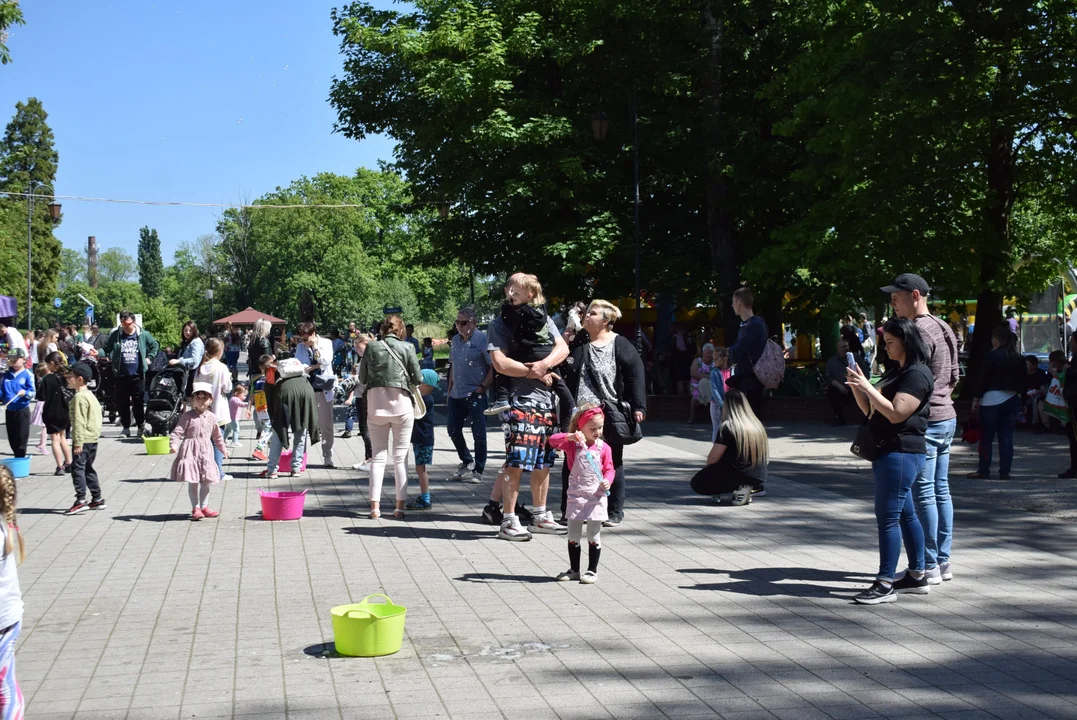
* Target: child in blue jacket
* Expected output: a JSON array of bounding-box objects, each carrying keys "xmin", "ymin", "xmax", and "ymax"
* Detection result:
[{"xmin": 1, "ymin": 347, "xmax": 36, "ymax": 457}]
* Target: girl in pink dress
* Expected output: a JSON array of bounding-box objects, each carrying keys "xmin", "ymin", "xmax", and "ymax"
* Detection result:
[
  {"xmin": 549, "ymin": 404, "xmax": 615, "ymax": 584},
  {"xmin": 170, "ymin": 382, "xmax": 228, "ymax": 521}
]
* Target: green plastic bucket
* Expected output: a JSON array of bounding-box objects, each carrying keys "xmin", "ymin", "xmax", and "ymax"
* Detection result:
[
  {"xmin": 143, "ymin": 436, "xmax": 170, "ymax": 455},
  {"xmin": 330, "ymin": 594, "xmax": 407, "ymax": 657}
]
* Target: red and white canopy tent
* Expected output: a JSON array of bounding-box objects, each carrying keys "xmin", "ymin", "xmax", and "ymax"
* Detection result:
[{"xmin": 213, "ymin": 307, "xmax": 286, "ymax": 327}]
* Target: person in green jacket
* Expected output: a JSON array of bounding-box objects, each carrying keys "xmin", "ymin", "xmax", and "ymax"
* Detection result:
[
  {"xmin": 102, "ymin": 310, "xmax": 160, "ymax": 438},
  {"xmin": 265, "ymin": 372, "xmax": 321, "ymax": 478},
  {"xmin": 64, "ymin": 363, "xmax": 105, "ymax": 516}
]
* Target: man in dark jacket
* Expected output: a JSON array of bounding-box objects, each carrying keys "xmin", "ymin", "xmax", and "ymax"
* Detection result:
[
  {"xmin": 727, "ymin": 287, "xmax": 767, "ymax": 416},
  {"xmin": 103, "ymin": 310, "xmax": 160, "ymax": 437}
]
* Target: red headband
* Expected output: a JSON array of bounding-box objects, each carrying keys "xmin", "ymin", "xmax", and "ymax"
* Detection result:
[{"xmin": 576, "ymin": 407, "xmax": 604, "ymax": 429}]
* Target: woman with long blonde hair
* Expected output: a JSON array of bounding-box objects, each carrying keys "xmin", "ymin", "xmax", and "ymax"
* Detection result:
[{"xmin": 689, "ymin": 389, "xmax": 768, "ymax": 506}]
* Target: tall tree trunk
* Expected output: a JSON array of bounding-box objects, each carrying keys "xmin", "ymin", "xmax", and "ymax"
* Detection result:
[
  {"xmin": 964, "ymin": 62, "xmax": 1016, "ymax": 398},
  {"xmin": 702, "ymin": 0, "xmax": 739, "ymax": 343}
]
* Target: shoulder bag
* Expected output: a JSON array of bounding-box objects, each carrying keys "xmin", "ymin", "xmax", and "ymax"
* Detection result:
[
  {"xmin": 584, "ymin": 338, "xmax": 642, "ymax": 445},
  {"xmin": 850, "ymin": 421, "xmax": 882, "ymax": 461},
  {"xmin": 383, "ymin": 340, "xmax": 426, "ymax": 420}
]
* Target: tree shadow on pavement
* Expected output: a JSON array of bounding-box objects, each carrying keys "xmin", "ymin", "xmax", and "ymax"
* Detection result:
[{"xmin": 677, "ymin": 566, "xmax": 875, "ymax": 599}]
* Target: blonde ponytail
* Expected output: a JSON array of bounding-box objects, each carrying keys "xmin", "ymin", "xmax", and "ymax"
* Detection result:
[{"xmin": 0, "ymin": 466, "xmax": 25, "ymax": 564}]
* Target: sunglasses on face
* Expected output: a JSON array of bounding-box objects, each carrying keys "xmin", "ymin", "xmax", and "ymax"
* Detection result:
[{"xmin": 455, "ymin": 320, "xmax": 471, "ymax": 326}]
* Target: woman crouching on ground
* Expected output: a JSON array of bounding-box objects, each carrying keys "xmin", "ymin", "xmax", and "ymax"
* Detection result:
[
  {"xmin": 689, "ymin": 389, "xmax": 767, "ymax": 506},
  {"xmin": 845, "ymin": 317, "xmax": 935, "ymax": 605}
]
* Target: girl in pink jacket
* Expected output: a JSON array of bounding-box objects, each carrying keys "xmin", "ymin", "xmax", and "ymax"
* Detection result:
[{"xmin": 549, "ymin": 404, "xmax": 615, "ymax": 584}]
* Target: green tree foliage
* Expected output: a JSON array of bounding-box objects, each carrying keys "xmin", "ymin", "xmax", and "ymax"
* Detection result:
[
  {"xmin": 162, "ymin": 239, "xmax": 215, "ymax": 332},
  {"xmin": 760, "ymin": 0, "xmax": 1077, "ymax": 381},
  {"xmin": 95, "ymin": 281, "xmax": 144, "ymax": 328},
  {"xmin": 0, "ymin": 98, "xmax": 62, "ymax": 314},
  {"xmin": 97, "ymin": 247, "xmax": 137, "ymax": 283},
  {"xmin": 58, "ymin": 247, "xmax": 85, "ymax": 290},
  {"xmin": 329, "ymin": 0, "xmax": 810, "ymax": 342},
  {"xmin": 215, "ymin": 167, "xmax": 469, "ymax": 331},
  {"xmin": 0, "ymin": 0, "xmax": 25, "ymax": 65},
  {"xmin": 330, "ymin": 0, "xmax": 1077, "ymax": 371},
  {"xmin": 137, "ymin": 226, "xmax": 165, "ymax": 298},
  {"xmin": 140, "ymin": 296, "xmax": 183, "ymax": 347}
]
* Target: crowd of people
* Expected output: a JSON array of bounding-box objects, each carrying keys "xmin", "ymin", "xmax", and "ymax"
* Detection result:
[{"xmin": 2, "ymin": 265, "xmax": 1075, "ymax": 713}]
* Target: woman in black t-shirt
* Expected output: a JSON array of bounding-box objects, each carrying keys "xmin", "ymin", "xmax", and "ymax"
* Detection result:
[
  {"xmin": 845, "ymin": 317, "xmax": 935, "ymax": 605},
  {"xmin": 689, "ymin": 389, "xmax": 768, "ymax": 506}
]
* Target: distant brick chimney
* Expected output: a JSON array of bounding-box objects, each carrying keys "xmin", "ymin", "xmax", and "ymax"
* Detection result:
[{"xmin": 87, "ymin": 236, "xmax": 98, "ymax": 288}]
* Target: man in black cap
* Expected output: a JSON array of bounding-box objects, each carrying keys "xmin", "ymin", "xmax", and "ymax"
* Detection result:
[{"xmin": 882, "ymin": 272, "xmax": 960, "ymax": 585}]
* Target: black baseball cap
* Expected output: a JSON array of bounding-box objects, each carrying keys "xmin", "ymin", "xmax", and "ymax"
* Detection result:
[
  {"xmin": 881, "ymin": 273, "xmax": 931, "ymax": 295},
  {"xmin": 69, "ymin": 363, "xmax": 93, "ymax": 381}
]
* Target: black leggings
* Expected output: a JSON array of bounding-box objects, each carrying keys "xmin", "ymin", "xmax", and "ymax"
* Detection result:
[{"xmin": 689, "ymin": 463, "xmax": 762, "ymax": 496}]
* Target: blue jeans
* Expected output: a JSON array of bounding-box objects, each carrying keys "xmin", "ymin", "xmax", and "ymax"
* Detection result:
[
  {"xmin": 447, "ymin": 393, "xmax": 488, "ymax": 473},
  {"xmin": 873, "ymin": 451, "xmax": 927, "ymax": 581},
  {"xmin": 213, "ymin": 443, "xmax": 224, "ymax": 478},
  {"xmin": 267, "ymin": 431, "xmax": 307, "ymax": 474},
  {"xmin": 978, "ymin": 395, "xmax": 1019, "ymax": 476},
  {"xmin": 913, "ymin": 417, "xmax": 956, "ymax": 570},
  {"xmin": 223, "ymin": 420, "xmax": 240, "ymax": 444}
]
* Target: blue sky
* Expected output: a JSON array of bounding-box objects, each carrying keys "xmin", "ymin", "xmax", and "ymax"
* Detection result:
[{"xmin": 1, "ymin": 0, "xmax": 398, "ymax": 263}]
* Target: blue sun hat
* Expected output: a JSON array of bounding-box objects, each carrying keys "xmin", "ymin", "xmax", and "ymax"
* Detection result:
[{"xmin": 420, "ymin": 369, "xmax": 439, "ymax": 388}]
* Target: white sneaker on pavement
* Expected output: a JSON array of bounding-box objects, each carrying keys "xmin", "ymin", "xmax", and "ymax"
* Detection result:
[
  {"xmin": 531, "ymin": 511, "xmax": 566, "ymax": 534},
  {"xmin": 464, "ymin": 469, "xmax": 484, "ymax": 484},
  {"xmin": 221, "ymin": 474, "xmax": 234, "ymax": 482},
  {"xmin": 448, "ymin": 461, "xmax": 475, "ymax": 481},
  {"xmin": 498, "ymin": 519, "xmax": 532, "ymax": 542},
  {"xmin": 351, "ymin": 460, "xmax": 371, "ymax": 472}
]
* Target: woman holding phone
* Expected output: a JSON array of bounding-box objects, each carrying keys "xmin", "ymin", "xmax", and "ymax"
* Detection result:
[{"xmin": 844, "ymin": 317, "xmax": 935, "ymax": 605}]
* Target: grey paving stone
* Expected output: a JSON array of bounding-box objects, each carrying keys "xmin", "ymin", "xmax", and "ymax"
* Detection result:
[{"xmin": 9, "ymin": 415, "xmax": 1077, "ymax": 719}]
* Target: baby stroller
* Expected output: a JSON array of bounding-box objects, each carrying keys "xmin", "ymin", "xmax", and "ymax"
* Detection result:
[
  {"xmin": 146, "ymin": 365, "xmax": 189, "ymax": 436},
  {"xmin": 85, "ymin": 356, "xmax": 120, "ymax": 424}
]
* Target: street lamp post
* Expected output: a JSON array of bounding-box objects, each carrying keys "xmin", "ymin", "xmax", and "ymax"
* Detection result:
[
  {"xmin": 592, "ymin": 87, "xmax": 643, "ymax": 354},
  {"xmin": 24, "ymin": 184, "xmax": 62, "ymax": 331}
]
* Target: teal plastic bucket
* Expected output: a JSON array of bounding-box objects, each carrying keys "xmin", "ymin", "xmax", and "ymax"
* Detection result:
[{"xmin": 0, "ymin": 457, "xmax": 30, "ymax": 478}]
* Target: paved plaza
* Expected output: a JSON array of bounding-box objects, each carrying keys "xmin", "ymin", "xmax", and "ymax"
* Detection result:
[{"xmin": 6, "ymin": 410, "xmax": 1077, "ymax": 719}]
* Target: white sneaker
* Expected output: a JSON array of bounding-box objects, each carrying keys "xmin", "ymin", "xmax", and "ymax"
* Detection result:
[
  {"xmin": 894, "ymin": 566, "xmax": 942, "ymax": 586},
  {"xmin": 448, "ymin": 461, "xmax": 475, "ymax": 481},
  {"xmin": 531, "ymin": 511, "xmax": 566, "ymax": 534},
  {"xmin": 498, "ymin": 519, "xmax": 532, "ymax": 542},
  {"xmin": 351, "ymin": 460, "xmax": 371, "ymax": 472},
  {"xmin": 221, "ymin": 474, "xmax": 234, "ymax": 482},
  {"xmin": 464, "ymin": 470, "xmax": 484, "ymax": 485},
  {"xmin": 731, "ymin": 485, "xmax": 753, "ymax": 506}
]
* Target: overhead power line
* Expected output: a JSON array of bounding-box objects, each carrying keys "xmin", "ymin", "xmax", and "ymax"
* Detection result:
[{"xmin": 0, "ymin": 191, "xmax": 452, "ymax": 210}]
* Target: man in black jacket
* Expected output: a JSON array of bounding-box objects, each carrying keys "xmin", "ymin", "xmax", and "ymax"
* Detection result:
[{"xmin": 727, "ymin": 287, "xmax": 767, "ymax": 416}]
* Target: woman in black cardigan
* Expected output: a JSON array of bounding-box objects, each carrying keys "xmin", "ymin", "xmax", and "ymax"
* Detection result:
[
  {"xmin": 969, "ymin": 323, "xmax": 1026, "ymax": 479},
  {"xmin": 559, "ymin": 299, "xmax": 646, "ymax": 527}
]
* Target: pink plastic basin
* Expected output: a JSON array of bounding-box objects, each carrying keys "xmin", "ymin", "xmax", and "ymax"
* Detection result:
[
  {"xmin": 278, "ymin": 450, "xmax": 308, "ymax": 472},
  {"xmin": 259, "ymin": 489, "xmax": 307, "ymax": 521}
]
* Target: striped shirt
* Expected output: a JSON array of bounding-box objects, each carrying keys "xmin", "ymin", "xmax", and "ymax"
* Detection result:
[{"xmin": 914, "ymin": 314, "xmax": 959, "ymax": 422}]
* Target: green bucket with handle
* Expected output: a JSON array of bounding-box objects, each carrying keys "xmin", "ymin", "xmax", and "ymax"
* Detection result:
[{"xmin": 330, "ymin": 594, "xmax": 407, "ymax": 657}]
